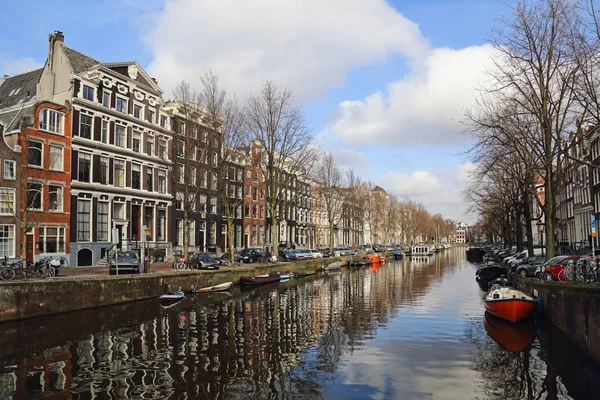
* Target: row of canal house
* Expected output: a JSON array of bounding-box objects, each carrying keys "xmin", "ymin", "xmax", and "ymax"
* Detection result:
[{"xmin": 0, "ymin": 31, "xmax": 368, "ymax": 267}]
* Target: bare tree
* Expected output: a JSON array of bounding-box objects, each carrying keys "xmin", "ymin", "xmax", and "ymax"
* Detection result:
[
  {"xmin": 244, "ymin": 81, "xmax": 316, "ymax": 255},
  {"xmin": 199, "ymin": 71, "xmax": 247, "ymax": 264},
  {"xmin": 466, "ymin": 0, "xmax": 581, "ymax": 257},
  {"xmin": 318, "ymin": 152, "xmax": 344, "ymax": 251}
]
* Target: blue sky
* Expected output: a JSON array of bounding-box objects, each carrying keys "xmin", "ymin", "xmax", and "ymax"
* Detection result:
[{"xmin": 0, "ymin": 0, "xmax": 517, "ymax": 223}]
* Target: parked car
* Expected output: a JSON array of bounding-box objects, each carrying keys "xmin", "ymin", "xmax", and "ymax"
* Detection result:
[
  {"xmin": 280, "ymin": 250, "xmax": 298, "ymax": 261},
  {"xmin": 309, "ymin": 249, "xmax": 323, "ymax": 258},
  {"xmin": 294, "ymin": 249, "xmax": 313, "ymax": 260},
  {"xmin": 188, "ymin": 253, "xmax": 220, "ymax": 270},
  {"xmin": 109, "ymin": 251, "xmax": 142, "ymax": 275},
  {"xmin": 239, "ymin": 248, "xmax": 263, "ymax": 263},
  {"xmin": 533, "ymin": 255, "xmax": 567, "ymax": 278},
  {"xmin": 319, "ymin": 248, "xmax": 332, "ymax": 258},
  {"xmin": 218, "ymin": 252, "xmax": 242, "ymax": 266},
  {"xmin": 543, "ymin": 256, "xmax": 580, "ymax": 281},
  {"xmin": 514, "ymin": 256, "xmax": 545, "ymax": 277},
  {"xmin": 333, "ymin": 247, "xmax": 353, "ymax": 256}
]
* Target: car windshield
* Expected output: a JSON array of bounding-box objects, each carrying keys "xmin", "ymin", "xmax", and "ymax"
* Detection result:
[
  {"xmin": 200, "ymin": 254, "xmax": 213, "ymax": 260},
  {"xmin": 116, "ymin": 252, "xmax": 137, "ymax": 261},
  {"xmin": 546, "ymin": 256, "xmax": 567, "ymax": 265}
]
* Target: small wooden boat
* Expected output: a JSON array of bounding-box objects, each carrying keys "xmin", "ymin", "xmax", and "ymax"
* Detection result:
[
  {"xmin": 484, "ymin": 286, "xmax": 536, "ymax": 323},
  {"xmin": 484, "ymin": 312, "xmax": 536, "ymax": 352},
  {"xmin": 280, "ymin": 273, "xmax": 294, "ymax": 281},
  {"xmin": 195, "ymin": 281, "xmax": 233, "ymax": 293},
  {"xmin": 363, "ymin": 254, "xmax": 385, "ymax": 264},
  {"xmin": 159, "ymin": 290, "xmax": 185, "ymax": 302},
  {"xmin": 322, "ymin": 261, "xmax": 342, "ymax": 271},
  {"xmin": 239, "ymin": 273, "xmax": 281, "ymax": 287}
]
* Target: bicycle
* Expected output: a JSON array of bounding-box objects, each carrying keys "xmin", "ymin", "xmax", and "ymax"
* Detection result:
[{"xmin": 0, "ymin": 266, "xmax": 15, "ymax": 280}]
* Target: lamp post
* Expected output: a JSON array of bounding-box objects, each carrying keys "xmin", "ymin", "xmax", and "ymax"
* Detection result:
[{"xmin": 145, "ymin": 226, "xmax": 152, "ymax": 274}]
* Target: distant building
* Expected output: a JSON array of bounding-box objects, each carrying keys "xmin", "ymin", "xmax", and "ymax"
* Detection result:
[{"xmin": 456, "ymin": 222, "xmax": 468, "ymax": 244}]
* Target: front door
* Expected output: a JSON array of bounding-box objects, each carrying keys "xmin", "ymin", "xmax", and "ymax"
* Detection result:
[
  {"xmin": 116, "ymin": 225, "xmax": 123, "ymax": 250},
  {"xmin": 26, "ymin": 234, "xmax": 34, "ymax": 263}
]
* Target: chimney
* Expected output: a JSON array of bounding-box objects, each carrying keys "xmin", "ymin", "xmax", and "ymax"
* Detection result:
[
  {"xmin": 53, "ymin": 30, "xmax": 64, "ymax": 43},
  {"xmin": 2, "ymin": 74, "xmax": 8, "ymax": 78}
]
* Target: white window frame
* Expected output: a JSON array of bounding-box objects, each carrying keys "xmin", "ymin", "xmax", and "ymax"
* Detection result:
[
  {"xmin": 38, "ymin": 108, "xmax": 64, "ymax": 135},
  {"xmin": 116, "ymin": 96, "xmax": 128, "ymax": 114},
  {"xmin": 0, "ymin": 188, "xmax": 15, "ymax": 215},
  {"xmin": 133, "ymin": 101, "xmax": 144, "ymax": 120},
  {"xmin": 102, "ymin": 90, "xmax": 111, "ymax": 108},
  {"xmin": 115, "ymin": 124, "xmax": 126, "ymax": 148},
  {"xmin": 101, "ymin": 119, "xmax": 109, "ymax": 144},
  {"xmin": 3, "ymin": 160, "xmax": 16, "ymax": 180},
  {"xmin": 113, "ymin": 201, "xmax": 125, "ymax": 220},
  {"xmin": 132, "ymin": 131, "xmax": 142, "ymax": 153},
  {"xmin": 77, "ymin": 199, "xmax": 91, "ymax": 242},
  {"xmin": 39, "ymin": 226, "xmax": 66, "ymax": 254},
  {"xmin": 27, "ymin": 140, "xmax": 43, "ymax": 168},
  {"xmin": 78, "ymin": 152, "xmax": 92, "ymax": 183},
  {"xmin": 114, "ymin": 159, "xmax": 125, "ymax": 187},
  {"xmin": 79, "ymin": 112, "xmax": 93, "ymax": 139},
  {"xmin": 48, "ymin": 184, "xmax": 63, "ymax": 212},
  {"xmin": 97, "ymin": 202, "xmax": 110, "ymax": 241},
  {"xmin": 49, "ymin": 144, "xmax": 64, "ymax": 172},
  {"xmin": 0, "ymin": 225, "xmax": 15, "ymax": 257},
  {"xmin": 132, "ymin": 163, "xmax": 141, "ymax": 190},
  {"xmin": 26, "ymin": 181, "xmax": 43, "ymax": 211},
  {"xmin": 158, "ymin": 171, "xmax": 167, "ymax": 194},
  {"xmin": 82, "ymin": 85, "xmax": 95, "ymax": 102}
]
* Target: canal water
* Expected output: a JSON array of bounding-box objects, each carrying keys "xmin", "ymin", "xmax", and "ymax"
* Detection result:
[{"xmin": 1, "ymin": 250, "xmax": 599, "ymax": 399}]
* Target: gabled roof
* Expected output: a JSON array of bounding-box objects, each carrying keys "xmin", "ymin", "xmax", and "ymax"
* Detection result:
[
  {"xmin": 63, "ymin": 46, "xmax": 101, "ymax": 73},
  {"xmin": 372, "ymin": 185, "xmax": 387, "ymax": 193},
  {"xmin": 0, "ymin": 68, "xmax": 42, "ymax": 109}
]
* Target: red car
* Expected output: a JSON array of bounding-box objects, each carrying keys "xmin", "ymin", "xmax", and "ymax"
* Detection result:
[{"xmin": 544, "ymin": 256, "xmax": 580, "ymax": 281}]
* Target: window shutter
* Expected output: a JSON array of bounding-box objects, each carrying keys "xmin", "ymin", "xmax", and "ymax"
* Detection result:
[
  {"xmin": 70, "ymin": 196, "xmax": 78, "ymax": 242},
  {"xmin": 93, "ymin": 116, "xmax": 101, "ymax": 141},
  {"xmin": 72, "ymin": 150, "xmax": 79, "ymax": 180},
  {"xmin": 72, "ymin": 110, "xmax": 80, "ymax": 137},
  {"xmin": 126, "ymin": 162, "xmax": 131, "ymax": 187},
  {"xmin": 109, "ymin": 158, "xmax": 114, "ymax": 184},
  {"xmin": 93, "ymin": 155, "xmax": 101, "ymax": 183},
  {"xmin": 109, "ymin": 121, "xmax": 114, "ymax": 145},
  {"xmin": 92, "ymin": 198, "xmax": 98, "ymax": 242}
]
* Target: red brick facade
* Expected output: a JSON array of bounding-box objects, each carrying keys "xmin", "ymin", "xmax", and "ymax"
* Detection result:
[{"xmin": 243, "ymin": 142, "xmax": 266, "ymax": 248}]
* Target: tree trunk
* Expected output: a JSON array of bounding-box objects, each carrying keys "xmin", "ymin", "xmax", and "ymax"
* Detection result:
[
  {"xmin": 523, "ymin": 195, "xmax": 534, "ymax": 257},
  {"xmin": 271, "ymin": 211, "xmax": 279, "ymax": 256},
  {"xmin": 515, "ymin": 209, "xmax": 523, "ymax": 252},
  {"xmin": 183, "ymin": 216, "xmax": 189, "ymax": 262},
  {"xmin": 545, "ymin": 163, "xmax": 555, "ymax": 259},
  {"xmin": 329, "ymin": 218, "xmax": 334, "ymax": 252},
  {"xmin": 227, "ymin": 217, "xmax": 235, "ymax": 264}
]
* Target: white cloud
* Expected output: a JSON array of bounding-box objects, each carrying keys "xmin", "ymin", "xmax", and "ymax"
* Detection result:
[
  {"xmin": 1, "ymin": 57, "xmax": 42, "ymax": 76},
  {"xmin": 332, "ymin": 148, "xmax": 368, "ymax": 169},
  {"xmin": 142, "ymin": 0, "xmax": 429, "ymax": 99},
  {"xmin": 380, "ymin": 171, "xmax": 443, "ymax": 198},
  {"xmin": 330, "ymin": 45, "xmax": 499, "ymax": 146},
  {"xmin": 454, "ymin": 162, "xmax": 477, "ymax": 184}
]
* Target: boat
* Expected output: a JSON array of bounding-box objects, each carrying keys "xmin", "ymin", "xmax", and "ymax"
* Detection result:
[
  {"xmin": 239, "ymin": 273, "xmax": 281, "ymax": 287},
  {"xmin": 410, "ymin": 245, "xmax": 434, "ymax": 256},
  {"xmin": 347, "ymin": 257, "xmax": 370, "ymax": 267},
  {"xmin": 467, "ymin": 247, "xmax": 485, "ymax": 263},
  {"xmin": 475, "ymin": 263, "xmax": 506, "ymax": 290},
  {"xmin": 393, "ymin": 251, "xmax": 404, "ymax": 260},
  {"xmin": 194, "ymin": 281, "xmax": 233, "ymax": 293},
  {"xmin": 363, "ymin": 254, "xmax": 385, "ymax": 264},
  {"xmin": 159, "ymin": 289, "xmax": 186, "ymax": 303},
  {"xmin": 297, "ymin": 269, "xmax": 316, "ymax": 276},
  {"xmin": 484, "ymin": 312, "xmax": 536, "ymax": 352},
  {"xmin": 484, "ymin": 286, "xmax": 536, "ymax": 323},
  {"xmin": 280, "ymin": 273, "xmax": 295, "ymax": 281},
  {"xmin": 322, "ymin": 261, "xmax": 342, "ymax": 271}
]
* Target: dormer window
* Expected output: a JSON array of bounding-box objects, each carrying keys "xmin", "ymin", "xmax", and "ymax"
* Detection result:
[
  {"xmin": 83, "ymin": 85, "xmax": 94, "ymax": 101},
  {"xmin": 39, "ymin": 109, "xmax": 63, "ymax": 134}
]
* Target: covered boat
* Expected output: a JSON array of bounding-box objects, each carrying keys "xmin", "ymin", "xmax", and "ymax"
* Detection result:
[
  {"xmin": 484, "ymin": 286, "xmax": 536, "ymax": 323},
  {"xmin": 323, "ymin": 261, "xmax": 342, "ymax": 271},
  {"xmin": 393, "ymin": 251, "xmax": 404, "ymax": 260},
  {"xmin": 475, "ymin": 263, "xmax": 506, "ymax": 290},
  {"xmin": 159, "ymin": 289, "xmax": 185, "ymax": 302},
  {"xmin": 410, "ymin": 245, "xmax": 434, "ymax": 256},
  {"xmin": 195, "ymin": 281, "xmax": 233, "ymax": 293},
  {"xmin": 239, "ymin": 273, "xmax": 281, "ymax": 287}
]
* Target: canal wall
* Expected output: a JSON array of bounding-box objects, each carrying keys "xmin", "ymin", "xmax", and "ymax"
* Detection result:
[
  {"xmin": 0, "ymin": 255, "xmax": 374, "ymax": 323},
  {"xmin": 510, "ymin": 274, "xmax": 600, "ymax": 365}
]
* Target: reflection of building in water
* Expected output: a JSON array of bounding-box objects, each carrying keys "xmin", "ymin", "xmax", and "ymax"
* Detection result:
[{"xmin": 1, "ymin": 252, "xmax": 470, "ymax": 398}]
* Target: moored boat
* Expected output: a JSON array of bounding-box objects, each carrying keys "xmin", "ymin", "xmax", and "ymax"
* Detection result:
[
  {"xmin": 475, "ymin": 263, "xmax": 506, "ymax": 291},
  {"xmin": 159, "ymin": 289, "xmax": 185, "ymax": 303},
  {"xmin": 297, "ymin": 269, "xmax": 316, "ymax": 276},
  {"xmin": 393, "ymin": 251, "xmax": 404, "ymax": 260},
  {"xmin": 484, "ymin": 286, "xmax": 536, "ymax": 323},
  {"xmin": 363, "ymin": 254, "xmax": 385, "ymax": 264},
  {"xmin": 410, "ymin": 245, "xmax": 434, "ymax": 256},
  {"xmin": 239, "ymin": 273, "xmax": 281, "ymax": 287},
  {"xmin": 195, "ymin": 281, "xmax": 233, "ymax": 293},
  {"xmin": 280, "ymin": 273, "xmax": 295, "ymax": 281},
  {"xmin": 322, "ymin": 261, "xmax": 342, "ymax": 271}
]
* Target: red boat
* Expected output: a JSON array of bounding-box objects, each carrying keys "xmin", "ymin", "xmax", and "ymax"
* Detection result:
[
  {"xmin": 239, "ymin": 273, "xmax": 281, "ymax": 287},
  {"xmin": 363, "ymin": 254, "xmax": 385, "ymax": 264},
  {"xmin": 484, "ymin": 286, "xmax": 535, "ymax": 323}
]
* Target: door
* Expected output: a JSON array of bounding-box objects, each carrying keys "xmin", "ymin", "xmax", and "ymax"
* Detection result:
[
  {"xmin": 26, "ymin": 234, "xmax": 34, "ymax": 263},
  {"xmin": 116, "ymin": 225, "xmax": 123, "ymax": 250}
]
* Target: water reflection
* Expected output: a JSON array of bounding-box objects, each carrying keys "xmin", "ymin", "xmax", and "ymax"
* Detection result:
[{"xmin": 0, "ymin": 250, "xmax": 598, "ymax": 399}]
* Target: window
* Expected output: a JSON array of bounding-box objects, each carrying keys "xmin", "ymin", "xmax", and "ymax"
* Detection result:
[
  {"xmin": 252, "ymin": 187, "xmax": 258, "ymax": 201},
  {"xmin": 78, "ymin": 153, "xmax": 91, "ymax": 182},
  {"xmin": 101, "ymin": 120, "xmax": 109, "ymax": 143},
  {"xmin": 100, "ymin": 157, "xmax": 108, "ymax": 184},
  {"xmin": 158, "ymin": 171, "xmax": 166, "ymax": 194},
  {"xmin": 176, "ymin": 219, "xmax": 183, "ymax": 246},
  {"xmin": 0, "ymin": 188, "xmax": 15, "ymax": 214},
  {"xmin": 134, "ymin": 104, "xmax": 142, "ymax": 119},
  {"xmin": 190, "ymin": 167, "xmax": 196, "ymax": 185},
  {"xmin": 116, "ymin": 97, "xmax": 128, "ymax": 113},
  {"xmin": 148, "ymin": 109, "xmax": 155, "ymax": 124},
  {"xmin": 188, "ymin": 220, "xmax": 196, "ymax": 246},
  {"xmin": 146, "ymin": 167, "xmax": 153, "ymax": 191},
  {"xmin": 48, "ymin": 185, "xmax": 63, "ymax": 211},
  {"xmin": 77, "ymin": 200, "xmax": 91, "ymax": 241},
  {"xmin": 201, "ymin": 130, "xmax": 207, "ymax": 143},
  {"xmin": 39, "ymin": 109, "xmax": 63, "ymax": 134},
  {"xmin": 260, "ymin": 205, "xmax": 265, "ymax": 219},
  {"xmin": 27, "ymin": 182, "xmax": 42, "ymax": 210},
  {"xmin": 113, "ymin": 202, "xmax": 124, "ymax": 220},
  {"xmin": 237, "ymin": 169, "xmax": 243, "ymax": 182},
  {"xmin": 177, "ymin": 122, "xmax": 185, "ymax": 135},
  {"xmin": 260, "ymin": 189, "xmax": 265, "ymax": 199},
  {"xmin": 253, "ymin": 204, "xmax": 257, "ymax": 218},
  {"xmin": 0, "ymin": 225, "xmax": 15, "ymax": 257},
  {"xmin": 83, "ymin": 85, "xmax": 94, "ymax": 101},
  {"xmin": 211, "ymin": 152, "xmax": 218, "ymax": 166},
  {"xmin": 160, "ymin": 115, "xmax": 167, "ymax": 128},
  {"xmin": 210, "ymin": 172, "xmax": 217, "ymax": 190},
  {"xmin": 237, "ymin": 186, "xmax": 242, "ymax": 199},
  {"xmin": 253, "ymin": 172, "xmax": 258, "ymax": 183},
  {"xmin": 49, "ymin": 144, "xmax": 63, "ymax": 171},
  {"xmin": 114, "ymin": 160, "xmax": 125, "ymax": 187},
  {"xmin": 147, "ymin": 137, "xmax": 154, "ymax": 156},
  {"xmin": 133, "ymin": 132, "xmax": 141, "ymax": 153},
  {"xmin": 191, "ymin": 145, "xmax": 197, "ymax": 161},
  {"xmin": 178, "ymin": 164, "xmax": 185, "ymax": 183},
  {"xmin": 157, "ymin": 209, "xmax": 166, "ymax": 241},
  {"xmin": 115, "ymin": 125, "xmax": 126, "ymax": 147},
  {"xmin": 97, "ymin": 202, "xmax": 109, "ymax": 241},
  {"xmin": 199, "ymin": 194, "xmax": 207, "ymax": 212},
  {"xmin": 246, "ymin": 185, "xmax": 250, "ymax": 197},
  {"xmin": 201, "ymin": 170, "xmax": 207, "ymax": 188},
  {"xmin": 102, "ymin": 91, "xmax": 110, "ymax": 107},
  {"xmin": 80, "ymin": 114, "xmax": 92, "ymax": 139},
  {"xmin": 40, "ymin": 226, "xmax": 66, "ymax": 253},
  {"xmin": 210, "ymin": 196, "xmax": 217, "ymax": 214},
  {"xmin": 28, "ymin": 141, "xmax": 42, "ymax": 167},
  {"xmin": 176, "ymin": 192, "xmax": 184, "ymax": 210},
  {"xmin": 158, "ymin": 140, "xmax": 167, "ymax": 160},
  {"xmin": 3, "ymin": 160, "xmax": 16, "ymax": 180},
  {"xmin": 132, "ymin": 163, "xmax": 141, "ymax": 189},
  {"xmin": 176, "ymin": 141, "xmax": 184, "ymax": 158}
]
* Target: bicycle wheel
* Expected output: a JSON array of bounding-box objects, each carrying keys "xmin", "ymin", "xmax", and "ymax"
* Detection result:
[
  {"xmin": 48, "ymin": 267, "xmax": 56, "ymax": 278},
  {"xmin": 175, "ymin": 261, "xmax": 186, "ymax": 270},
  {"xmin": 559, "ymin": 267, "xmax": 571, "ymax": 281},
  {"xmin": 0, "ymin": 267, "xmax": 15, "ymax": 280}
]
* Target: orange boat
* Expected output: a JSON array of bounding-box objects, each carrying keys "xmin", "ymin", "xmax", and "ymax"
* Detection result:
[
  {"xmin": 484, "ymin": 286, "xmax": 535, "ymax": 323},
  {"xmin": 363, "ymin": 254, "xmax": 385, "ymax": 264},
  {"xmin": 484, "ymin": 312, "xmax": 536, "ymax": 352}
]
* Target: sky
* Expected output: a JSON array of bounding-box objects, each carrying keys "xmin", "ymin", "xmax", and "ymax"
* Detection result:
[{"xmin": 0, "ymin": 0, "xmax": 519, "ymax": 224}]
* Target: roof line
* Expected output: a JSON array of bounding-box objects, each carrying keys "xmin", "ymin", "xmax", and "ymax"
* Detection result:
[
  {"xmin": 63, "ymin": 44, "xmax": 102, "ymax": 64},
  {"xmin": 0, "ymin": 67, "xmax": 44, "ymax": 80}
]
